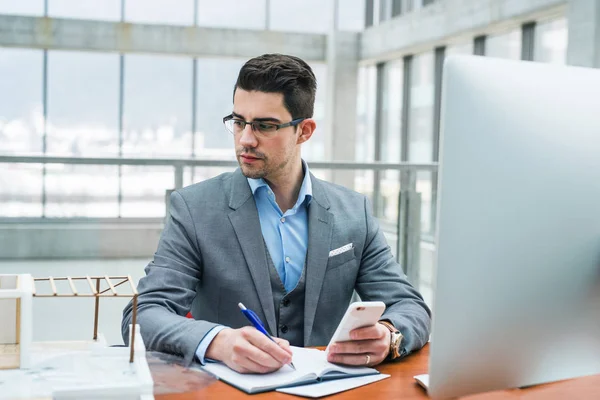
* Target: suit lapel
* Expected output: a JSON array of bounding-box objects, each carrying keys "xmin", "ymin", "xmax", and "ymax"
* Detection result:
[
  {"xmin": 303, "ymin": 175, "xmax": 333, "ymax": 344},
  {"xmin": 227, "ymin": 170, "xmax": 277, "ymax": 336}
]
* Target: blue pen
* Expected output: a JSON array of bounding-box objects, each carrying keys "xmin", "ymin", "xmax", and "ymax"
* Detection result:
[{"xmin": 238, "ymin": 302, "xmax": 296, "ymax": 370}]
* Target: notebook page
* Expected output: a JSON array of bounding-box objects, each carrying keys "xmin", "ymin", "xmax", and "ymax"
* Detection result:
[
  {"xmin": 201, "ymin": 347, "xmax": 320, "ymax": 392},
  {"xmin": 202, "ymin": 362, "xmax": 312, "ymax": 392},
  {"xmin": 292, "ymin": 347, "xmax": 378, "ymax": 378},
  {"xmin": 277, "ymin": 374, "xmax": 390, "ymax": 398}
]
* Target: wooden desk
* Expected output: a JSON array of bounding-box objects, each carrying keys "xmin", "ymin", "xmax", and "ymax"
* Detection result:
[{"xmin": 154, "ymin": 344, "xmax": 600, "ymax": 399}]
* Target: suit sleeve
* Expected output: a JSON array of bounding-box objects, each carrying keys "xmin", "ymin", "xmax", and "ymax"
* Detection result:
[
  {"xmin": 121, "ymin": 190, "xmax": 219, "ymax": 366},
  {"xmin": 354, "ymin": 196, "xmax": 431, "ymax": 357}
]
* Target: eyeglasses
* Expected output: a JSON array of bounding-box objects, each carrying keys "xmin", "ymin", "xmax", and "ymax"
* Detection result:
[{"xmin": 223, "ymin": 114, "xmax": 306, "ymax": 137}]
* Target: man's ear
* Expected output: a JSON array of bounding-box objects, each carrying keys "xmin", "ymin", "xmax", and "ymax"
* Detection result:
[{"xmin": 297, "ymin": 119, "xmax": 316, "ymax": 145}]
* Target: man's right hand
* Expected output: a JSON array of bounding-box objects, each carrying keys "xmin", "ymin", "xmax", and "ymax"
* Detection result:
[{"xmin": 205, "ymin": 327, "xmax": 293, "ymax": 374}]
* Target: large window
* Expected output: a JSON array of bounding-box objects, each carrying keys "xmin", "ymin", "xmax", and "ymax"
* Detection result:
[
  {"xmin": 354, "ymin": 65, "xmax": 377, "ymax": 201},
  {"xmin": 0, "ymin": 48, "xmax": 43, "ymax": 155},
  {"xmin": 47, "ymin": 51, "xmax": 119, "ymax": 157},
  {"xmin": 534, "ymin": 18, "xmax": 568, "ymax": 64},
  {"xmin": 123, "ymin": 54, "xmax": 192, "ymax": 158},
  {"xmin": 44, "ymin": 51, "xmax": 120, "ymax": 217},
  {"xmin": 269, "ymin": 0, "xmax": 333, "ymax": 33},
  {"xmin": 380, "ymin": 60, "xmax": 404, "ymax": 222},
  {"xmin": 122, "ymin": 54, "xmax": 192, "ymax": 217},
  {"xmin": 125, "ymin": 0, "xmax": 194, "ymax": 25},
  {"xmin": 0, "ymin": 0, "xmax": 43, "ymax": 15},
  {"xmin": 0, "ymin": 48, "xmax": 44, "ymax": 217},
  {"xmin": 408, "ymin": 51, "xmax": 434, "ymax": 163},
  {"xmin": 408, "ymin": 52, "xmax": 434, "ymax": 235},
  {"xmin": 197, "ymin": 0, "xmax": 266, "ymax": 30},
  {"xmin": 338, "ymin": 0, "xmax": 365, "ymax": 31},
  {"xmin": 446, "ymin": 41, "xmax": 474, "ymax": 56},
  {"xmin": 487, "ymin": 29, "xmax": 521, "ymax": 60},
  {"xmin": 195, "ymin": 58, "xmax": 244, "ymax": 157},
  {"xmin": 302, "ymin": 63, "xmax": 328, "ymax": 162},
  {"xmin": 48, "ymin": 0, "xmax": 121, "ymax": 20}
]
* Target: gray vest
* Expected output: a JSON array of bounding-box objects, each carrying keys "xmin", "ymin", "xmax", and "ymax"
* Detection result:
[{"xmin": 264, "ymin": 242, "xmax": 306, "ymax": 347}]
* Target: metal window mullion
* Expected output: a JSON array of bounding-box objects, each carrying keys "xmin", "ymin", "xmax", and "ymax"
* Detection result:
[
  {"xmin": 118, "ymin": 55, "xmax": 124, "ymax": 218},
  {"xmin": 432, "ymin": 47, "xmax": 445, "ymax": 162},
  {"xmin": 392, "ymin": 0, "xmax": 402, "ymax": 17},
  {"xmin": 265, "ymin": 0, "xmax": 270, "ymax": 30},
  {"xmin": 191, "ymin": 59, "xmax": 198, "ymax": 182},
  {"xmin": 400, "ymin": 55, "xmax": 412, "ymax": 163},
  {"xmin": 395, "ymin": 55, "xmax": 412, "ymax": 264},
  {"xmin": 193, "ymin": 0, "xmax": 198, "ymax": 25},
  {"xmin": 42, "ymin": 49, "xmax": 48, "ymax": 217},
  {"xmin": 431, "ymin": 46, "xmax": 445, "ymax": 236},
  {"xmin": 474, "ymin": 35, "xmax": 486, "ymax": 56},
  {"xmin": 365, "ymin": 0, "xmax": 374, "ymax": 28},
  {"xmin": 373, "ymin": 63, "xmax": 385, "ymax": 217},
  {"xmin": 522, "ymin": 22, "xmax": 536, "ymax": 61}
]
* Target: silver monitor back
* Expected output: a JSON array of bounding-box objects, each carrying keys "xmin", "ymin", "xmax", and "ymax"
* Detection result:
[{"xmin": 429, "ymin": 55, "xmax": 600, "ymax": 399}]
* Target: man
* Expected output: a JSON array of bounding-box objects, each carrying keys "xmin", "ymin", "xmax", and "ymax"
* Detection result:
[{"xmin": 122, "ymin": 53, "xmax": 431, "ymax": 374}]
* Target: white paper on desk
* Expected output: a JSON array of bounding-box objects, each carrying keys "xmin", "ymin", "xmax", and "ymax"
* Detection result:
[
  {"xmin": 276, "ymin": 374, "xmax": 390, "ymax": 398},
  {"xmin": 414, "ymin": 373, "xmax": 429, "ymax": 390}
]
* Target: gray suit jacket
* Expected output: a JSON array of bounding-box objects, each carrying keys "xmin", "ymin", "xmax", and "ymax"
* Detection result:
[{"xmin": 122, "ymin": 169, "xmax": 431, "ymax": 365}]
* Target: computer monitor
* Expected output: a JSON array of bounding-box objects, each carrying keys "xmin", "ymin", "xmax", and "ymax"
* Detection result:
[{"xmin": 428, "ymin": 55, "xmax": 600, "ymax": 399}]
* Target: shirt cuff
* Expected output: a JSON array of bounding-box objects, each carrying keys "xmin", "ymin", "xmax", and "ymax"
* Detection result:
[{"xmin": 195, "ymin": 325, "xmax": 228, "ymax": 365}]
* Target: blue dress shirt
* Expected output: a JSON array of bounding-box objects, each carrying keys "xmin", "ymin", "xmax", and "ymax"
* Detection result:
[{"xmin": 194, "ymin": 161, "xmax": 312, "ymax": 363}]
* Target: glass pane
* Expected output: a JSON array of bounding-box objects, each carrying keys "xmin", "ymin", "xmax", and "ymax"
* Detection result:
[
  {"xmin": 197, "ymin": 0, "xmax": 266, "ymax": 30},
  {"xmin": 487, "ymin": 29, "xmax": 521, "ymax": 60},
  {"xmin": 338, "ymin": 0, "xmax": 365, "ymax": 31},
  {"xmin": 45, "ymin": 164, "xmax": 119, "ymax": 217},
  {"xmin": 534, "ymin": 18, "xmax": 568, "ymax": 64},
  {"xmin": 195, "ymin": 58, "xmax": 244, "ymax": 158},
  {"xmin": 0, "ymin": 0, "xmax": 43, "ymax": 15},
  {"xmin": 355, "ymin": 66, "xmax": 377, "ymax": 163},
  {"xmin": 380, "ymin": 59, "xmax": 403, "ymax": 223},
  {"xmin": 125, "ymin": 0, "xmax": 194, "ymax": 25},
  {"xmin": 269, "ymin": 0, "xmax": 333, "ymax": 33},
  {"xmin": 408, "ymin": 51, "xmax": 434, "ymax": 163},
  {"xmin": 417, "ymin": 170, "xmax": 433, "ymax": 234},
  {"xmin": 302, "ymin": 63, "xmax": 328, "ymax": 162},
  {"xmin": 0, "ymin": 164, "xmax": 43, "ymax": 217},
  {"xmin": 47, "ymin": 51, "xmax": 119, "ymax": 157},
  {"xmin": 123, "ymin": 54, "xmax": 193, "ymax": 158},
  {"xmin": 446, "ymin": 41, "xmax": 474, "ymax": 56},
  {"xmin": 0, "ymin": 48, "xmax": 43, "ymax": 155},
  {"xmin": 121, "ymin": 166, "xmax": 173, "ymax": 217},
  {"xmin": 48, "ymin": 0, "xmax": 121, "ymax": 20}
]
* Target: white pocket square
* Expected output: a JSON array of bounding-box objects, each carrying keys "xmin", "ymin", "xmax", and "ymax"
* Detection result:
[{"xmin": 329, "ymin": 243, "xmax": 354, "ymax": 258}]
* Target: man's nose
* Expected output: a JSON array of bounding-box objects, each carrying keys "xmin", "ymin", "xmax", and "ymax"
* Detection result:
[{"xmin": 239, "ymin": 123, "xmax": 258, "ymax": 147}]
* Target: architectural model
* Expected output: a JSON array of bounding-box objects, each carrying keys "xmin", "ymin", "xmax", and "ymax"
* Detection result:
[{"xmin": 0, "ymin": 274, "xmax": 153, "ymax": 400}]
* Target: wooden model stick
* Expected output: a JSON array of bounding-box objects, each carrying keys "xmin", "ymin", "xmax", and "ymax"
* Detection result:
[
  {"xmin": 86, "ymin": 276, "xmax": 96, "ymax": 294},
  {"xmin": 67, "ymin": 276, "xmax": 77, "ymax": 296},
  {"xmin": 104, "ymin": 275, "xmax": 117, "ymax": 295},
  {"xmin": 129, "ymin": 294, "xmax": 138, "ymax": 363},
  {"xmin": 49, "ymin": 277, "xmax": 57, "ymax": 296},
  {"xmin": 93, "ymin": 278, "xmax": 100, "ymax": 340}
]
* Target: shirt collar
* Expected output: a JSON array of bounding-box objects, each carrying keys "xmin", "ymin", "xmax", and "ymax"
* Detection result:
[{"xmin": 247, "ymin": 160, "xmax": 313, "ymax": 207}]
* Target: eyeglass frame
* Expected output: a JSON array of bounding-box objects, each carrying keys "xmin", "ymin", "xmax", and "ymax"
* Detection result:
[{"xmin": 223, "ymin": 114, "xmax": 307, "ymax": 136}]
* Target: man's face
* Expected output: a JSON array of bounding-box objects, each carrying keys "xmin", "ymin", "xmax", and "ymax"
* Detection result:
[{"xmin": 232, "ymin": 89, "xmax": 301, "ymax": 181}]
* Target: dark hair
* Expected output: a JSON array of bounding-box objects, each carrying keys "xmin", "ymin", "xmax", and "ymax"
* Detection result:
[{"xmin": 234, "ymin": 54, "xmax": 317, "ymax": 119}]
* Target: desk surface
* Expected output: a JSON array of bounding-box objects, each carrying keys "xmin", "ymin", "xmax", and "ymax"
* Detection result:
[{"xmin": 154, "ymin": 344, "xmax": 600, "ymax": 399}]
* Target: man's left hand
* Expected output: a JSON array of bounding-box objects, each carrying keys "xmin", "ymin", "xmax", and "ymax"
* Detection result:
[{"xmin": 326, "ymin": 323, "xmax": 390, "ymax": 367}]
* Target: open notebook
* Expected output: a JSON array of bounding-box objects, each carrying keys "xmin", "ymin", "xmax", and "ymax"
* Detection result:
[{"xmin": 201, "ymin": 346, "xmax": 380, "ymax": 394}]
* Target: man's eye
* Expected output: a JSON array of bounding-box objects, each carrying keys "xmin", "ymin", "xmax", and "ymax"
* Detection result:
[
  {"xmin": 258, "ymin": 123, "xmax": 277, "ymax": 131},
  {"xmin": 233, "ymin": 120, "xmax": 244, "ymax": 127}
]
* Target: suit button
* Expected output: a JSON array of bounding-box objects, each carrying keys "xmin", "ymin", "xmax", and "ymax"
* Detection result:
[
  {"xmin": 282, "ymin": 299, "xmax": 290, "ymax": 307},
  {"xmin": 280, "ymin": 325, "xmax": 289, "ymax": 333}
]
